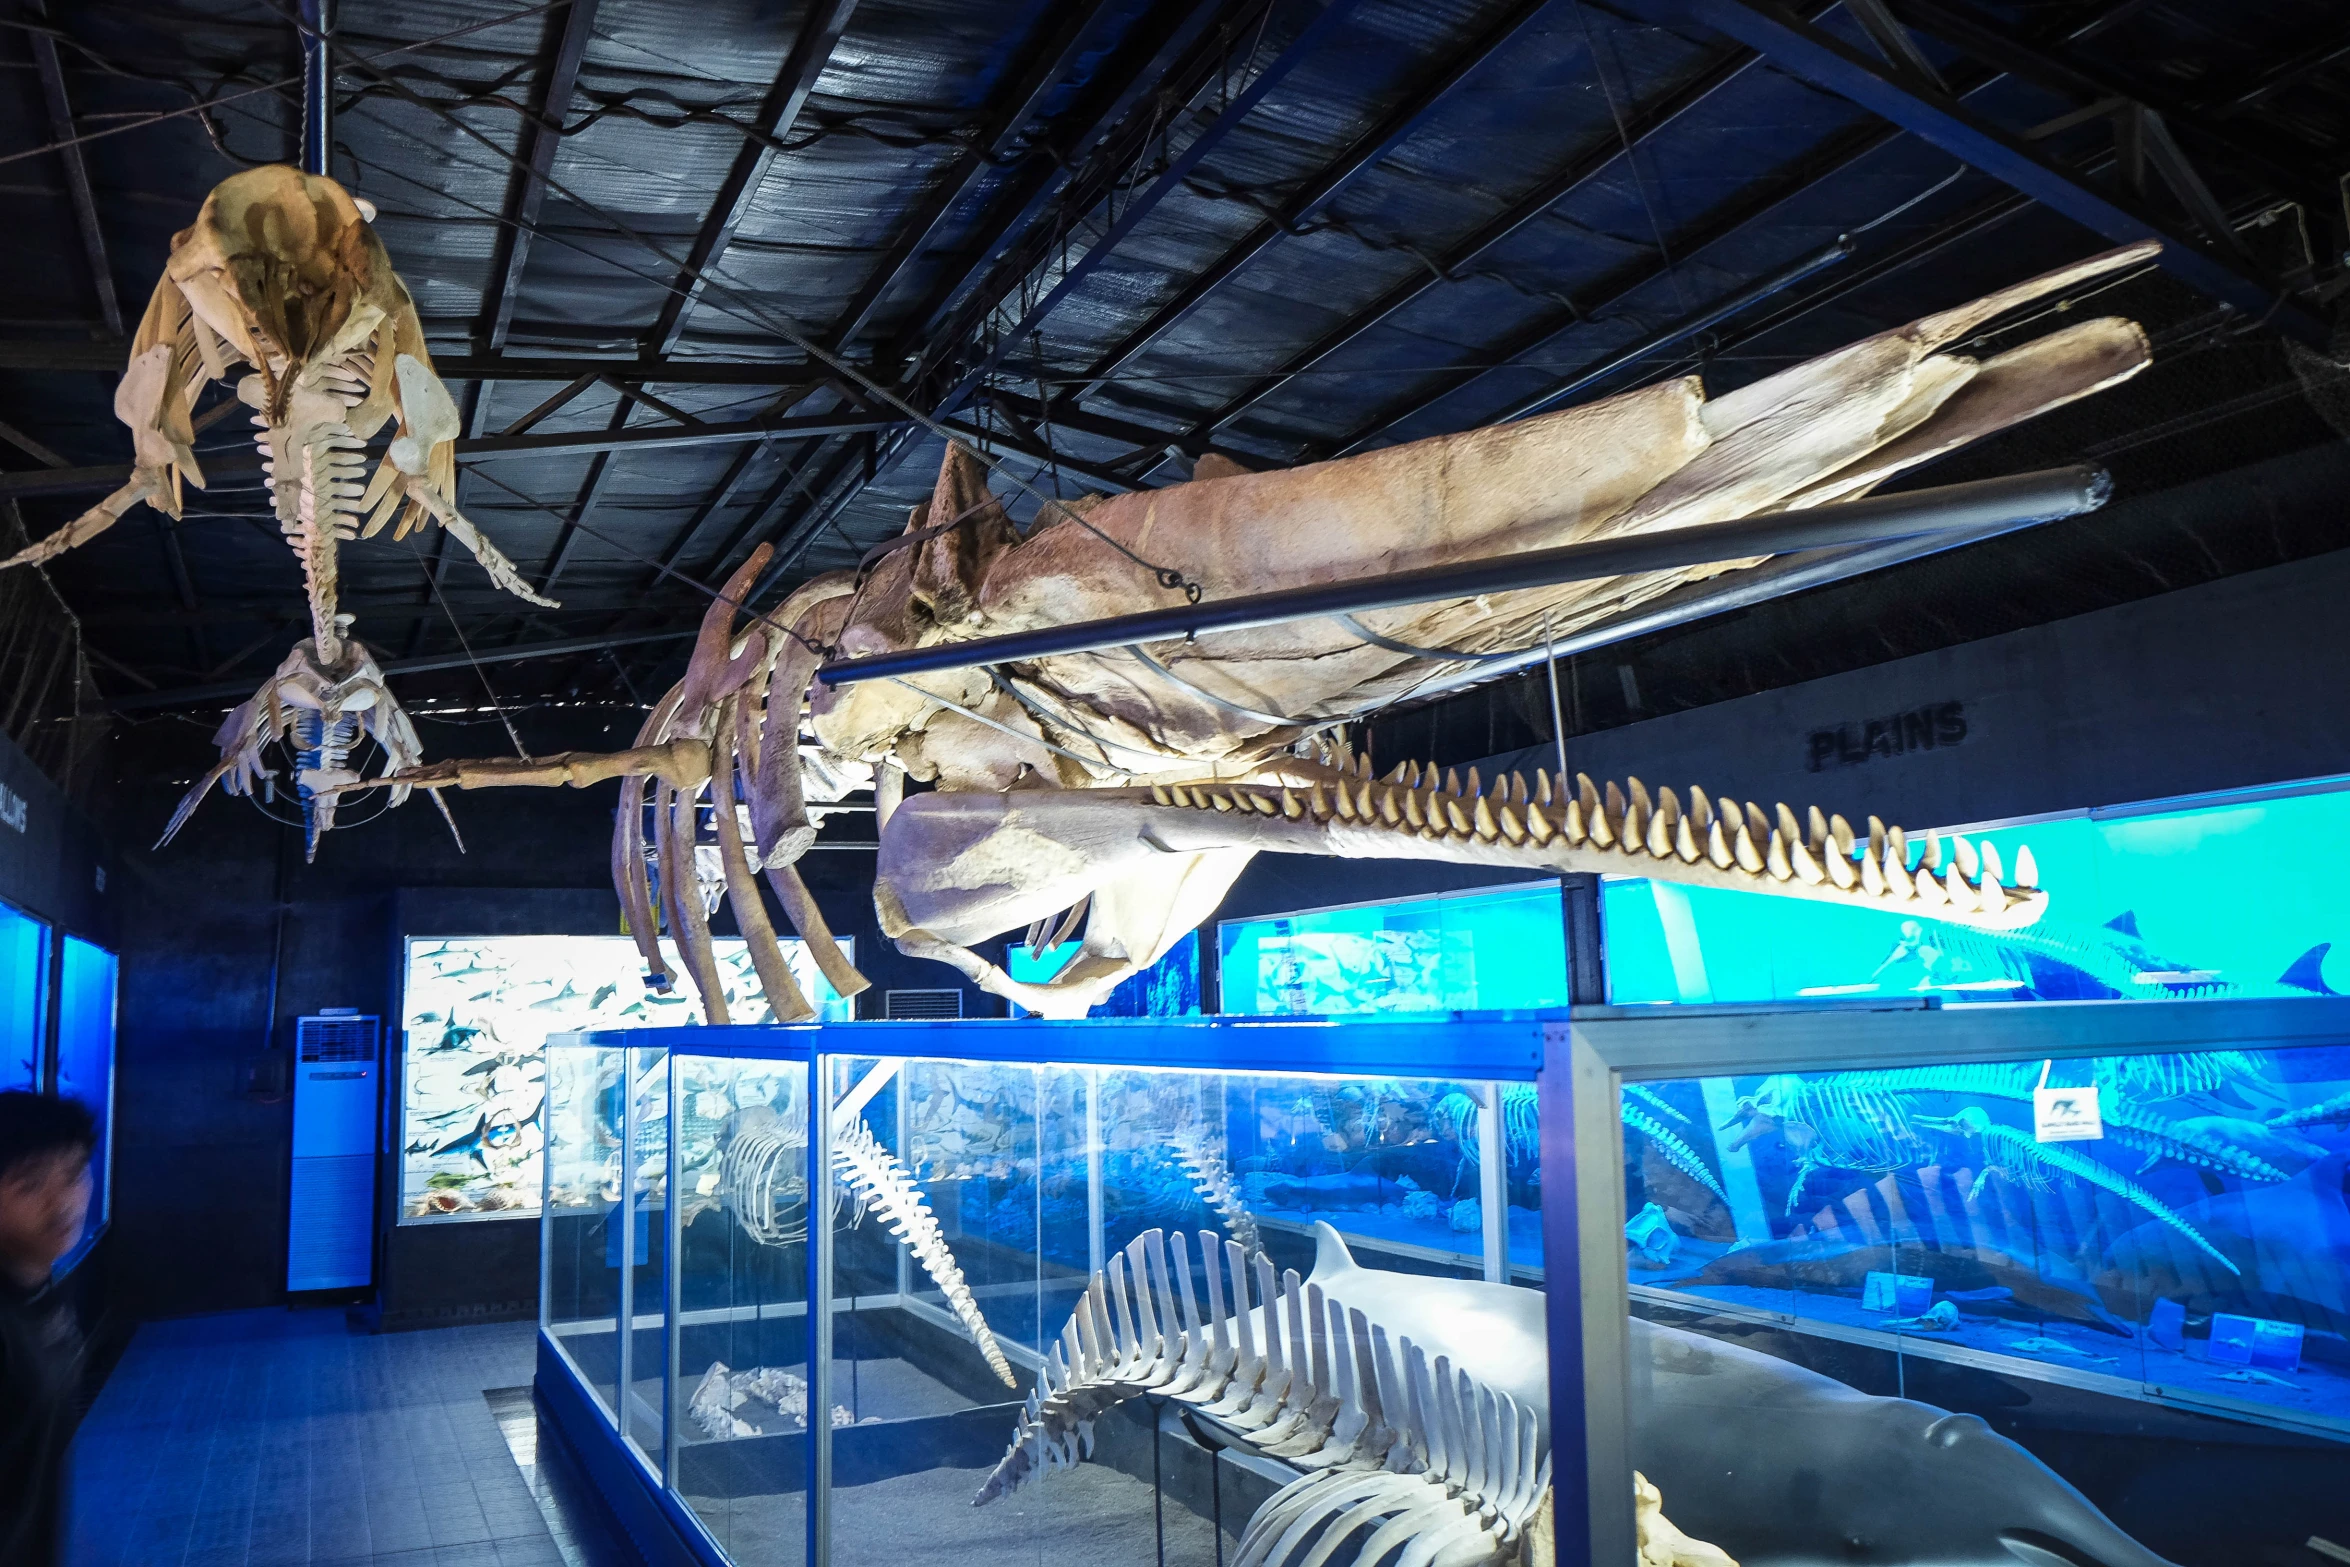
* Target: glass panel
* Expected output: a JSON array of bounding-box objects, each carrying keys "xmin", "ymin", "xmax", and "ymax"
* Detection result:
[
  {"xmin": 672, "ymin": 1051, "xmax": 811, "ymax": 1567},
  {"xmin": 625, "ymin": 1046, "xmax": 670, "ymax": 1467},
  {"xmin": 54, "ymin": 937, "xmax": 117, "ymax": 1236},
  {"xmin": 1603, "ymin": 778, "xmax": 2350, "ymax": 1006},
  {"xmin": 1218, "ymin": 880, "xmax": 1566, "ymax": 1014},
  {"xmin": 1620, "ymin": 1038, "xmax": 2350, "ymax": 1567},
  {"xmin": 0, "ymin": 901, "xmax": 45, "ymax": 1092},
  {"xmin": 819, "ymin": 1038, "xmax": 1545, "ymax": 1566},
  {"xmin": 542, "ymin": 1038, "xmax": 624, "ymax": 1421},
  {"xmin": 1006, "ymin": 931, "xmax": 1203, "ymax": 1017},
  {"xmin": 399, "ymin": 935, "xmax": 852, "ymax": 1223}
]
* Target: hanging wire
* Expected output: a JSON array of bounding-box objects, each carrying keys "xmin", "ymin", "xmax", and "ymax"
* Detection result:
[
  {"xmin": 0, "ymin": 1, "xmax": 569, "ymax": 170},
  {"xmin": 1568, "ymin": 0, "xmax": 1689, "ymax": 316},
  {"xmin": 284, "ymin": 27, "xmax": 1209, "ymax": 604},
  {"xmin": 403, "ymin": 537, "xmax": 533, "ymax": 761}
]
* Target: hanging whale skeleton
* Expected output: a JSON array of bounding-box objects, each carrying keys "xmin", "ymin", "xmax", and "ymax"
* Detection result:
[{"xmin": 313, "ymin": 242, "xmax": 2163, "ymax": 1024}]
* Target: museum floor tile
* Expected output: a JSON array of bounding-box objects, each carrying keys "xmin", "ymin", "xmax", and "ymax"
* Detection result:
[{"xmin": 65, "ymin": 1308, "xmax": 634, "ymax": 1567}]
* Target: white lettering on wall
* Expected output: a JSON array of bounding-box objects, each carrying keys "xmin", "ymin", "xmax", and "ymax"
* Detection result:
[{"xmin": 0, "ymin": 783, "xmax": 24, "ymax": 833}]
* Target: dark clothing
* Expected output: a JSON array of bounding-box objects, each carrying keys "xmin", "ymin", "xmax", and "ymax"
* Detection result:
[{"xmin": 0, "ymin": 1273, "xmax": 80, "ymax": 1567}]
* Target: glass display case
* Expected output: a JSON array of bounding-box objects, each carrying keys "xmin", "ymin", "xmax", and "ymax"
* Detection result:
[
  {"xmin": 541, "ymin": 1015, "xmax": 1546, "ymax": 1567},
  {"xmin": 1570, "ymin": 994, "xmax": 2350, "ymax": 1567},
  {"xmin": 541, "ymin": 999, "xmax": 2347, "ymax": 1567}
]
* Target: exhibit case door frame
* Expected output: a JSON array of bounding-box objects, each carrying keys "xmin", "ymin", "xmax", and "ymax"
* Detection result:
[{"xmin": 1548, "ymin": 993, "xmax": 2350, "ymax": 1567}]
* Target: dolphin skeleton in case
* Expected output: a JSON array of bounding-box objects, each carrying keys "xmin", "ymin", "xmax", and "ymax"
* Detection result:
[{"xmin": 976, "ymin": 1222, "xmax": 2181, "ymax": 1567}]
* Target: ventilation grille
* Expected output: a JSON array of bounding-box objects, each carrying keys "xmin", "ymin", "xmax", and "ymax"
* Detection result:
[
  {"xmin": 297, "ymin": 1014, "xmax": 378, "ymax": 1063},
  {"xmin": 883, "ymin": 989, "xmax": 962, "ymax": 1020}
]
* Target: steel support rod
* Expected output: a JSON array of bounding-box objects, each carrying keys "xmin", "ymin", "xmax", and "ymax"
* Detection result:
[
  {"xmin": 300, "ymin": 0, "xmax": 334, "ymax": 176},
  {"xmin": 815, "ymin": 465, "xmax": 2109, "ymax": 684}
]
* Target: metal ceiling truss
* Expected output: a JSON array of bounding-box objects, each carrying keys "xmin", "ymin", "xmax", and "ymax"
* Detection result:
[
  {"xmin": 1637, "ymin": 0, "xmax": 2326, "ymax": 343},
  {"xmin": 647, "ymin": 0, "xmax": 865, "ymax": 356}
]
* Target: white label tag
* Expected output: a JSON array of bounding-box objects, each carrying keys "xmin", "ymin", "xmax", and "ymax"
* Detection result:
[{"xmin": 2033, "ymin": 1084, "xmax": 2104, "ymax": 1142}]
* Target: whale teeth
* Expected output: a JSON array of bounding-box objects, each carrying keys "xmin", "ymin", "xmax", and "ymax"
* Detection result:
[
  {"xmin": 1925, "ymin": 831, "xmax": 1944, "ymax": 872},
  {"xmin": 1209, "ymin": 790, "xmax": 1234, "ymax": 813},
  {"xmin": 1824, "ymin": 842, "xmax": 1857, "ymax": 890},
  {"xmin": 1776, "ymin": 802, "xmax": 1801, "ymax": 848},
  {"xmin": 1732, "ymin": 820, "xmax": 1764, "ymax": 874},
  {"xmin": 1624, "ymin": 797, "xmax": 1649, "ymax": 855},
  {"xmin": 1627, "ymin": 777, "xmax": 1652, "ymax": 817},
  {"xmin": 1953, "ymin": 835, "xmax": 1980, "ymax": 882},
  {"xmin": 1829, "ymin": 813, "xmax": 1855, "ymax": 859},
  {"xmin": 1535, "ymin": 771, "xmax": 1554, "ymax": 807},
  {"xmin": 1914, "ymin": 866, "xmax": 1948, "ymax": 908},
  {"xmin": 1789, "ymin": 836, "xmax": 1827, "ymax": 886},
  {"xmin": 2013, "ymin": 844, "xmax": 2038, "ymax": 890},
  {"xmin": 1887, "ymin": 825, "xmax": 1908, "ymax": 870},
  {"xmin": 1579, "ymin": 773, "xmax": 1602, "ymax": 821},
  {"xmin": 1706, "ymin": 818, "xmax": 1734, "ymax": 870},
  {"xmin": 1979, "ymin": 863, "xmax": 2005, "ymax": 909},
  {"xmin": 1645, "ymin": 807, "xmax": 1673, "ymax": 859},
  {"xmin": 1807, "ymin": 805, "xmax": 1829, "ymax": 856},
  {"xmin": 1860, "ymin": 845, "xmax": 1888, "ymax": 898},
  {"xmin": 1303, "ymin": 785, "xmax": 1326, "ymax": 820},
  {"xmin": 1766, "ymin": 829, "xmax": 1793, "ymax": 882},
  {"xmin": 1656, "ymin": 787, "xmax": 1682, "ymax": 830},
  {"xmin": 1401, "ymin": 787, "xmax": 1425, "ymax": 830},
  {"xmin": 1583, "ymin": 796, "xmax": 1611, "ymax": 850},
  {"xmin": 1472, "ymin": 795, "xmax": 1499, "ymax": 841},
  {"xmin": 1464, "ymin": 767, "xmax": 1481, "ymax": 800},
  {"xmin": 1335, "ymin": 782, "xmax": 1356, "ymax": 820},
  {"xmin": 1150, "ymin": 784, "xmax": 1170, "ymax": 805},
  {"xmin": 1525, "ymin": 801, "xmax": 1555, "ymax": 845},
  {"xmin": 1867, "ymin": 815, "xmax": 1887, "ymax": 863},
  {"xmin": 1980, "ymin": 841, "xmax": 2003, "ymax": 886},
  {"xmin": 1674, "ymin": 814, "xmax": 1702, "ymax": 865},
  {"xmin": 1279, "ymin": 787, "xmax": 1302, "ymax": 820},
  {"xmin": 1497, "ymin": 800, "xmax": 1527, "ymax": 844},
  {"xmin": 1943, "ymin": 863, "xmax": 1976, "ymax": 912},
  {"xmin": 1444, "ymin": 796, "xmax": 1473, "ymax": 836},
  {"xmin": 1444, "ymin": 768, "xmax": 1462, "ymax": 799},
  {"xmin": 1378, "ymin": 786, "xmax": 1402, "ymax": 826},
  {"xmin": 1687, "ymin": 785, "xmax": 1713, "ymax": 832}
]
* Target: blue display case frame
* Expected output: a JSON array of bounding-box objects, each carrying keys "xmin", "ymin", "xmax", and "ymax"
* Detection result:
[
  {"xmin": 538, "ymin": 997, "xmax": 2350, "ymax": 1567},
  {"xmin": 1554, "ymin": 993, "xmax": 2350, "ymax": 1567},
  {"xmin": 538, "ymin": 1013, "xmax": 1558, "ymax": 1567}
]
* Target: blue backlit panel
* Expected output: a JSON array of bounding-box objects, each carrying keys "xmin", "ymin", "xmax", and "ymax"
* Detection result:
[
  {"xmin": 1605, "ymin": 781, "xmax": 2350, "ymax": 1006},
  {"xmin": 55, "ymin": 935, "xmax": 117, "ymax": 1233},
  {"xmin": 1006, "ymin": 930, "xmax": 1201, "ymax": 1016},
  {"xmin": 1218, "ymin": 880, "xmax": 1567, "ymax": 1015},
  {"xmin": 0, "ymin": 900, "xmax": 45, "ymax": 1093}
]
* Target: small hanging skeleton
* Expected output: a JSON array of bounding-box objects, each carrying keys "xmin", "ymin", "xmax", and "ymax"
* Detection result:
[{"xmin": 0, "ymin": 165, "xmax": 553, "ymax": 855}]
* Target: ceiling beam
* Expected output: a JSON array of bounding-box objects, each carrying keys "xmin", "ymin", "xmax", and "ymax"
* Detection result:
[
  {"xmin": 479, "ymin": 0, "xmax": 601, "ymax": 353},
  {"xmin": 1069, "ymin": 0, "xmax": 1555, "ymax": 404},
  {"xmin": 879, "ymin": 0, "xmax": 1240, "ymax": 376},
  {"xmin": 646, "ymin": 0, "xmax": 864, "ymax": 356},
  {"xmin": 1886, "ymin": 0, "xmax": 2336, "ymax": 206},
  {"xmin": 926, "ymin": 0, "xmax": 1372, "ymax": 425},
  {"xmin": 822, "ymin": 0, "xmax": 1130, "ymax": 356},
  {"xmin": 110, "ymin": 627, "xmax": 697, "ymax": 712},
  {"xmin": 1161, "ymin": 15, "xmax": 1821, "ymax": 447},
  {"xmin": 536, "ymin": 396, "xmax": 635, "ymax": 592},
  {"xmin": 27, "ymin": 2, "xmax": 122, "ymax": 339},
  {"xmin": 0, "ymin": 343, "xmax": 815, "ymax": 382},
  {"xmin": 0, "ymin": 411, "xmax": 905, "ymax": 499},
  {"xmin": 1642, "ymin": 0, "xmax": 2324, "ymax": 343}
]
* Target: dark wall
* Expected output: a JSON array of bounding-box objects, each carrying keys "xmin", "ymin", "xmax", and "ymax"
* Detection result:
[
  {"xmin": 0, "ymin": 723, "xmax": 114, "ymax": 943},
  {"xmin": 1478, "ymin": 542, "xmax": 2350, "ymax": 836},
  {"xmin": 101, "ymin": 705, "xmax": 909, "ymax": 1321}
]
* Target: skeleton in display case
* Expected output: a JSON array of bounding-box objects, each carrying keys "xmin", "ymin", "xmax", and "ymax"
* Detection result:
[
  {"xmin": 980, "ymin": 1222, "xmax": 2183, "ymax": 1567},
  {"xmin": 333, "ymin": 246, "xmax": 2157, "ymax": 1023}
]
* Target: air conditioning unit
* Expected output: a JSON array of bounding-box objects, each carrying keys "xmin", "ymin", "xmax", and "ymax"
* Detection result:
[
  {"xmin": 288, "ymin": 1010, "xmax": 379, "ymax": 1292},
  {"xmin": 882, "ymin": 989, "xmax": 962, "ymax": 1019}
]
